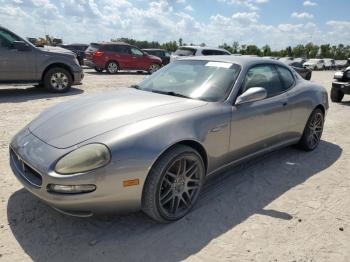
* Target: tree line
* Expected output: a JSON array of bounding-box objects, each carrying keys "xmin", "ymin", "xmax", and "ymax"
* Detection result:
[{"xmin": 112, "ymin": 38, "xmax": 350, "ymax": 60}]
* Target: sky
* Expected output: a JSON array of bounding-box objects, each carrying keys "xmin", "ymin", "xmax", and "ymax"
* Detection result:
[{"xmin": 0, "ymin": 0, "xmax": 349, "ymax": 50}]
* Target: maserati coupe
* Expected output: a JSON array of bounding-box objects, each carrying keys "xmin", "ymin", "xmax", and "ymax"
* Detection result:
[{"xmin": 10, "ymin": 56, "xmax": 328, "ymax": 222}]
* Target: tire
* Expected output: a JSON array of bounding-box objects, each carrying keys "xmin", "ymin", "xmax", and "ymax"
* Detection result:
[
  {"xmin": 43, "ymin": 67, "xmax": 72, "ymax": 93},
  {"xmin": 94, "ymin": 67, "xmax": 104, "ymax": 73},
  {"xmin": 322, "ymin": 65, "xmax": 326, "ymax": 71},
  {"xmin": 142, "ymin": 145, "xmax": 205, "ymax": 223},
  {"xmin": 106, "ymin": 61, "xmax": 118, "ymax": 74},
  {"xmin": 330, "ymin": 87, "xmax": 344, "ymax": 103},
  {"xmin": 148, "ymin": 63, "xmax": 160, "ymax": 74},
  {"xmin": 305, "ymin": 72, "xmax": 312, "ymax": 80},
  {"xmin": 298, "ymin": 108, "xmax": 324, "ymax": 151}
]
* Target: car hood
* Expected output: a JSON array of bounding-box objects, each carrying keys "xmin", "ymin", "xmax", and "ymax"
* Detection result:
[
  {"xmin": 38, "ymin": 46, "xmax": 75, "ymax": 57},
  {"xmin": 29, "ymin": 89, "xmax": 207, "ymax": 149}
]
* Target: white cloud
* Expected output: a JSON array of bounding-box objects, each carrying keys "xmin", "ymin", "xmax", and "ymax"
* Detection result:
[
  {"xmin": 184, "ymin": 5, "xmax": 194, "ymax": 12},
  {"xmin": 219, "ymin": 0, "xmax": 269, "ymax": 11},
  {"xmin": 0, "ymin": 0, "xmax": 348, "ymax": 50},
  {"xmin": 303, "ymin": 1, "xmax": 317, "ymax": 6},
  {"xmin": 291, "ymin": 12, "xmax": 314, "ymax": 19}
]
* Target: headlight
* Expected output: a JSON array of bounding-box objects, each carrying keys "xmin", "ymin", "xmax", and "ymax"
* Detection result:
[{"xmin": 55, "ymin": 144, "xmax": 111, "ymax": 174}]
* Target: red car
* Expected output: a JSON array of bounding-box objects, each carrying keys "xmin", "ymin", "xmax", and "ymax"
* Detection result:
[{"xmin": 84, "ymin": 42, "xmax": 162, "ymax": 74}]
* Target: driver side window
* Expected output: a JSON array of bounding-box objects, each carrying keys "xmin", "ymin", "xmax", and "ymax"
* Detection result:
[
  {"xmin": 242, "ymin": 65, "xmax": 284, "ymax": 98},
  {"xmin": 131, "ymin": 47, "xmax": 143, "ymax": 56},
  {"xmin": 0, "ymin": 29, "xmax": 20, "ymax": 49}
]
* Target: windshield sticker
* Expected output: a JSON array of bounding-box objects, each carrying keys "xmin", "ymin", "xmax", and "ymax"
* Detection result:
[{"xmin": 205, "ymin": 62, "xmax": 232, "ymax": 68}]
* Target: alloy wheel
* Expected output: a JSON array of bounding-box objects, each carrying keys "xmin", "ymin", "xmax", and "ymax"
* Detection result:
[
  {"xmin": 107, "ymin": 62, "xmax": 118, "ymax": 73},
  {"xmin": 158, "ymin": 156, "xmax": 202, "ymax": 218},
  {"xmin": 149, "ymin": 64, "xmax": 160, "ymax": 74},
  {"xmin": 50, "ymin": 72, "xmax": 68, "ymax": 90},
  {"xmin": 307, "ymin": 111, "xmax": 323, "ymax": 149}
]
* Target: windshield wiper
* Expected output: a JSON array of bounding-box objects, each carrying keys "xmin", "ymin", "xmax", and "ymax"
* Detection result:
[
  {"xmin": 151, "ymin": 90, "xmax": 191, "ymax": 99},
  {"xmin": 129, "ymin": 84, "xmax": 141, "ymax": 90}
]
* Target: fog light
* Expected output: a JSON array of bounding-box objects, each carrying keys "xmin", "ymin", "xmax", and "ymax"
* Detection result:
[{"xmin": 47, "ymin": 184, "xmax": 96, "ymax": 194}]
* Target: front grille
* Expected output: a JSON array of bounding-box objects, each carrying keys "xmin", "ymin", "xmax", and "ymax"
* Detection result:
[{"xmin": 10, "ymin": 148, "xmax": 43, "ymax": 187}]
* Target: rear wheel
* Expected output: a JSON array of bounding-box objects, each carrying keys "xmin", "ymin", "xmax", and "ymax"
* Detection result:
[
  {"xmin": 106, "ymin": 61, "xmax": 118, "ymax": 74},
  {"xmin": 142, "ymin": 145, "xmax": 205, "ymax": 223},
  {"xmin": 330, "ymin": 87, "xmax": 344, "ymax": 103},
  {"xmin": 148, "ymin": 63, "xmax": 160, "ymax": 74},
  {"xmin": 298, "ymin": 108, "xmax": 324, "ymax": 151},
  {"xmin": 43, "ymin": 67, "xmax": 72, "ymax": 93},
  {"xmin": 94, "ymin": 67, "xmax": 104, "ymax": 72}
]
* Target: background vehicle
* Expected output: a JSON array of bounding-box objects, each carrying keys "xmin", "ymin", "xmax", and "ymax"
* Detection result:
[
  {"xmin": 59, "ymin": 44, "xmax": 88, "ymax": 65},
  {"xmin": 170, "ymin": 46, "xmax": 231, "ymax": 62},
  {"xmin": 0, "ymin": 26, "xmax": 83, "ymax": 92},
  {"xmin": 142, "ymin": 48, "xmax": 171, "ymax": 65},
  {"xmin": 303, "ymin": 59, "xmax": 326, "ymax": 70},
  {"xmin": 324, "ymin": 59, "xmax": 336, "ymax": 70},
  {"xmin": 335, "ymin": 59, "xmax": 350, "ymax": 70},
  {"xmin": 10, "ymin": 56, "xmax": 328, "ymax": 222},
  {"xmin": 286, "ymin": 61, "xmax": 312, "ymax": 80},
  {"xmin": 84, "ymin": 42, "xmax": 162, "ymax": 74},
  {"xmin": 331, "ymin": 66, "xmax": 350, "ymax": 102}
]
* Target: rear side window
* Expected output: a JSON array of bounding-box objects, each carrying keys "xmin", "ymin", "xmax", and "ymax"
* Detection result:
[
  {"xmin": 276, "ymin": 66, "xmax": 295, "ymax": 89},
  {"xmin": 174, "ymin": 48, "xmax": 196, "ymax": 56},
  {"xmin": 86, "ymin": 43, "xmax": 101, "ymax": 52},
  {"xmin": 242, "ymin": 65, "xmax": 284, "ymax": 98},
  {"xmin": 202, "ymin": 49, "xmax": 216, "ymax": 56}
]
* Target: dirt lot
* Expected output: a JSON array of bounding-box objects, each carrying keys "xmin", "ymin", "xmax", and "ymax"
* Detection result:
[{"xmin": 0, "ymin": 69, "xmax": 349, "ymax": 262}]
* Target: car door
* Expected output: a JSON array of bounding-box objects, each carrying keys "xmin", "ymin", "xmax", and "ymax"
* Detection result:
[
  {"xmin": 0, "ymin": 28, "xmax": 36, "ymax": 81},
  {"xmin": 130, "ymin": 47, "xmax": 148, "ymax": 70},
  {"xmin": 110, "ymin": 45, "xmax": 133, "ymax": 70},
  {"xmin": 229, "ymin": 64, "xmax": 292, "ymax": 160}
]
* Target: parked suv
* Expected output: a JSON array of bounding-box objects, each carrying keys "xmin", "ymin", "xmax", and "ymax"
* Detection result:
[
  {"xmin": 84, "ymin": 42, "xmax": 162, "ymax": 74},
  {"xmin": 59, "ymin": 44, "xmax": 88, "ymax": 65},
  {"xmin": 142, "ymin": 48, "xmax": 171, "ymax": 65},
  {"xmin": 303, "ymin": 59, "xmax": 326, "ymax": 70},
  {"xmin": 0, "ymin": 26, "xmax": 83, "ymax": 92},
  {"xmin": 331, "ymin": 66, "xmax": 350, "ymax": 102},
  {"xmin": 170, "ymin": 46, "xmax": 231, "ymax": 62}
]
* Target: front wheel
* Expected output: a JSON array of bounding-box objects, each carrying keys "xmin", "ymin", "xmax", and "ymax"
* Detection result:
[
  {"xmin": 43, "ymin": 67, "xmax": 72, "ymax": 93},
  {"xmin": 298, "ymin": 108, "xmax": 324, "ymax": 151},
  {"xmin": 106, "ymin": 61, "xmax": 118, "ymax": 74},
  {"xmin": 330, "ymin": 87, "xmax": 344, "ymax": 103},
  {"xmin": 148, "ymin": 63, "xmax": 160, "ymax": 74},
  {"xmin": 142, "ymin": 145, "xmax": 205, "ymax": 222}
]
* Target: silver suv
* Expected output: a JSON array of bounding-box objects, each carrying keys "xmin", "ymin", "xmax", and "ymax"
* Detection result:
[{"xmin": 0, "ymin": 26, "xmax": 83, "ymax": 92}]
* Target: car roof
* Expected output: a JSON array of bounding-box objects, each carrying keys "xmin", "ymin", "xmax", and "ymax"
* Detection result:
[
  {"xmin": 179, "ymin": 46, "xmax": 229, "ymax": 52},
  {"xmin": 178, "ymin": 55, "xmax": 288, "ymax": 68},
  {"xmin": 142, "ymin": 48, "xmax": 165, "ymax": 51},
  {"xmin": 91, "ymin": 42, "xmax": 130, "ymax": 46}
]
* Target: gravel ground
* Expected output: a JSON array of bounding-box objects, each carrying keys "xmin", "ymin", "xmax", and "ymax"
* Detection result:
[{"xmin": 0, "ymin": 69, "xmax": 349, "ymax": 262}]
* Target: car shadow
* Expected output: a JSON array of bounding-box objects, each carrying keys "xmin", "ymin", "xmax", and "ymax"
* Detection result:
[
  {"xmin": 85, "ymin": 70, "xmax": 148, "ymax": 76},
  {"xmin": 7, "ymin": 141, "xmax": 342, "ymax": 262},
  {"xmin": 0, "ymin": 86, "xmax": 84, "ymax": 103}
]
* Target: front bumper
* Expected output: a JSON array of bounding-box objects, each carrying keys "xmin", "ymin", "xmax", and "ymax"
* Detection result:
[
  {"xmin": 72, "ymin": 70, "xmax": 84, "ymax": 85},
  {"xmin": 332, "ymin": 81, "xmax": 350, "ymax": 94},
  {"xmin": 9, "ymin": 129, "xmax": 145, "ymax": 217}
]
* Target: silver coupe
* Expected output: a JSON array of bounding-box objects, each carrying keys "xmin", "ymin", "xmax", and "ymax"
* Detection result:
[{"xmin": 10, "ymin": 56, "xmax": 328, "ymax": 222}]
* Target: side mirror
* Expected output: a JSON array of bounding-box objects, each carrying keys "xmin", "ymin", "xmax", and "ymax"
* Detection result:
[
  {"xmin": 235, "ymin": 87, "xmax": 267, "ymax": 105},
  {"xmin": 12, "ymin": 41, "xmax": 31, "ymax": 51}
]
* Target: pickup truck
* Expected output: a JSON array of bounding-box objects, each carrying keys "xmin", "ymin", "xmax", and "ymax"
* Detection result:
[{"xmin": 0, "ymin": 26, "xmax": 83, "ymax": 92}]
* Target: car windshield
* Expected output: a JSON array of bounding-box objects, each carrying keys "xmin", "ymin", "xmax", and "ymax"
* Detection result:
[
  {"xmin": 174, "ymin": 48, "xmax": 196, "ymax": 56},
  {"xmin": 136, "ymin": 60, "xmax": 241, "ymax": 102}
]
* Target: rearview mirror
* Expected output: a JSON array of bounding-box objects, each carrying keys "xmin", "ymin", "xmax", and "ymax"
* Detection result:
[
  {"xmin": 235, "ymin": 87, "xmax": 267, "ymax": 105},
  {"xmin": 12, "ymin": 41, "xmax": 31, "ymax": 51}
]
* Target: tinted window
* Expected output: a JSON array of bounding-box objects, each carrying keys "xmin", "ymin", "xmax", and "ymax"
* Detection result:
[
  {"xmin": 277, "ymin": 66, "xmax": 295, "ymax": 89},
  {"xmin": 202, "ymin": 49, "xmax": 216, "ymax": 56},
  {"xmin": 174, "ymin": 48, "xmax": 196, "ymax": 56},
  {"xmin": 291, "ymin": 62, "xmax": 302, "ymax": 68},
  {"xmin": 117, "ymin": 45, "xmax": 130, "ymax": 54},
  {"xmin": 0, "ymin": 29, "xmax": 20, "ymax": 49},
  {"xmin": 102, "ymin": 45, "xmax": 116, "ymax": 52},
  {"xmin": 243, "ymin": 65, "xmax": 283, "ymax": 98}
]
